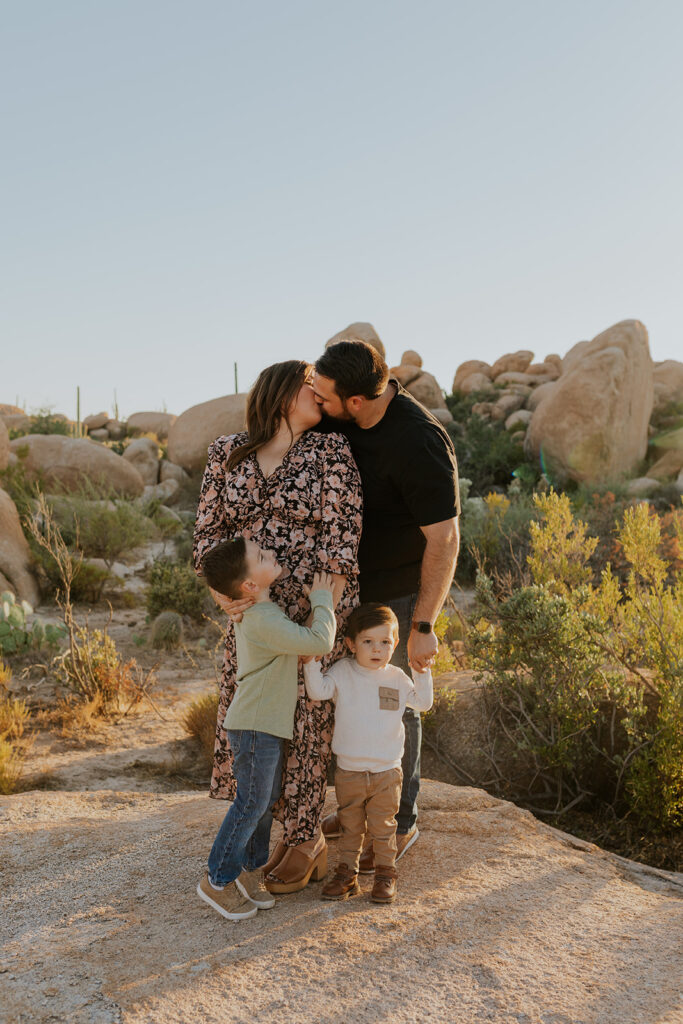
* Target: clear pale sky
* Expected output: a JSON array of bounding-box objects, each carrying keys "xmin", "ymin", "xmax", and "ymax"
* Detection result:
[{"xmin": 2, "ymin": 1, "xmax": 682, "ymax": 420}]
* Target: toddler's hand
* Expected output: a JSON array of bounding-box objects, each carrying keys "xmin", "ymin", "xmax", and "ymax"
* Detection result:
[{"xmin": 306, "ymin": 571, "xmax": 335, "ymax": 596}]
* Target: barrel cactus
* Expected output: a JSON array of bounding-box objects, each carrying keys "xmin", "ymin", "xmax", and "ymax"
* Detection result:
[{"xmin": 150, "ymin": 610, "xmax": 184, "ymax": 651}]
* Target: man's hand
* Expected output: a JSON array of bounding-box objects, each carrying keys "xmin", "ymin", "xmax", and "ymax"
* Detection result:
[
  {"xmin": 304, "ymin": 571, "xmax": 335, "ymax": 596},
  {"xmin": 407, "ymin": 628, "xmax": 438, "ymax": 673},
  {"xmin": 209, "ymin": 587, "xmax": 254, "ymax": 622}
]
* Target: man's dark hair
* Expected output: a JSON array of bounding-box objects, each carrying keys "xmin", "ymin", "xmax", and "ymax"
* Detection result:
[
  {"xmin": 201, "ymin": 538, "xmax": 248, "ymax": 599},
  {"xmin": 345, "ymin": 602, "xmax": 399, "ymax": 640},
  {"xmin": 315, "ymin": 340, "xmax": 389, "ymax": 401}
]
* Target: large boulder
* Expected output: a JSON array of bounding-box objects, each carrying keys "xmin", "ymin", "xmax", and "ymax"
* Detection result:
[
  {"xmin": 0, "ymin": 418, "xmax": 9, "ymax": 471},
  {"xmin": 526, "ymin": 320, "xmax": 654, "ymax": 483},
  {"xmin": 167, "ymin": 394, "xmax": 248, "ymax": 474},
  {"xmin": 127, "ymin": 411, "xmax": 177, "ymax": 440},
  {"xmin": 0, "ymin": 403, "xmax": 24, "ymax": 416},
  {"xmin": 652, "ymin": 360, "xmax": 683, "ymax": 412},
  {"xmin": 8, "ymin": 436, "xmax": 145, "ymax": 497},
  {"xmin": 458, "ymin": 372, "xmax": 495, "ymax": 395},
  {"xmin": 0, "ymin": 412, "xmax": 30, "ymax": 433},
  {"xmin": 0, "ymin": 489, "xmax": 40, "ymax": 605},
  {"xmin": 648, "ymin": 449, "xmax": 683, "ymax": 481},
  {"xmin": 2, "ymin": 784, "xmax": 680, "ymax": 1024},
  {"xmin": 325, "ymin": 322, "xmax": 386, "ymax": 360},
  {"xmin": 404, "ymin": 370, "xmax": 447, "ymax": 411},
  {"xmin": 122, "ymin": 437, "xmax": 160, "ymax": 486},
  {"xmin": 527, "ymin": 380, "xmax": 559, "ymax": 412},
  {"xmin": 83, "ymin": 412, "xmax": 109, "ymax": 432},
  {"xmin": 489, "ymin": 350, "xmax": 534, "ymax": 378},
  {"xmin": 452, "ymin": 360, "xmax": 492, "ymax": 392}
]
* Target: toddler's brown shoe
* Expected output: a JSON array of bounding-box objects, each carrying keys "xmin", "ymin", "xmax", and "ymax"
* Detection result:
[
  {"xmin": 321, "ymin": 812, "xmax": 341, "ymax": 838},
  {"xmin": 371, "ymin": 865, "xmax": 398, "ymax": 904},
  {"xmin": 321, "ymin": 863, "xmax": 361, "ymax": 901},
  {"xmin": 197, "ymin": 873, "xmax": 258, "ymax": 920}
]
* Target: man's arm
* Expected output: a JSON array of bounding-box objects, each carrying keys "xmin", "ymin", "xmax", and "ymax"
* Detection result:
[{"xmin": 407, "ymin": 517, "xmax": 460, "ymax": 672}]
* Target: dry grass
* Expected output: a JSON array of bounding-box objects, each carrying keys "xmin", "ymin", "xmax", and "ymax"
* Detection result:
[
  {"xmin": 183, "ymin": 691, "xmax": 219, "ymax": 769},
  {"xmin": 0, "ymin": 738, "xmax": 24, "ymax": 794}
]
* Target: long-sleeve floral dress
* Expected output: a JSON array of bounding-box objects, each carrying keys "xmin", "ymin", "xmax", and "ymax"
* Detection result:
[{"xmin": 193, "ymin": 429, "xmax": 363, "ymax": 844}]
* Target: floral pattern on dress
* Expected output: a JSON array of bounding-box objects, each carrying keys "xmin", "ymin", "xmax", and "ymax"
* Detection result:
[{"xmin": 193, "ymin": 429, "xmax": 362, "ymax": 843}]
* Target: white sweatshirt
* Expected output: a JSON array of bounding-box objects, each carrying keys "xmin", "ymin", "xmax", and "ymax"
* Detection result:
[{"xmin": 304, "ymin": 657, "xmax": 433, "ymax": 773}]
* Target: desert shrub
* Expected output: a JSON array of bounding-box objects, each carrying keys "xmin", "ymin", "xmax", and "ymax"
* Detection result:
[
  {"xmin": 446, "ymin": 391, "xmax": 538, "ymax": 496},
  {"xmin": 49, "ymin": 486, "xmax": 154, "ymax": 567},
  {"xmin": 459, "ymin": 492, "xmax": 538, "ymax": 586},
  {"xmin": 146, "ymin": 558, "xmax": 208, "ymax": 622},
  {"xmin": 0, "ymin": 661, "xmax": 29, "ymax": 794},
  {"xmin": 0, "ymin": 739, "xmax": 24, "ymax": 794},
  {"xmin": 150, "ymin": 610, "xmax": 184, "ymax": 651},
  {"xmin": 471, "ymin": 491, "xmax": 683, "ymax": 828},
  {"xmin": 183, "ymin": 690, "xmax": 219, "ymax": 769}
]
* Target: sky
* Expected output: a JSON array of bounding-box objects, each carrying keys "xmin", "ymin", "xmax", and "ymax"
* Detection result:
[{"xmin": 2, "ymin": 0, "xmax": 682, "ymax": 420}]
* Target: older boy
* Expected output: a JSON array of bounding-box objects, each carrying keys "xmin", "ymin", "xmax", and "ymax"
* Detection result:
[{"xmin": 197, "ymin": 537, "xmax": 336, "ymax": 920}]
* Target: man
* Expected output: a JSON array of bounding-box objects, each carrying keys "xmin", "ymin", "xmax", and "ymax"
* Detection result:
[{"xmin": 312, "ymin": 339, "xmax": 460, "ymax": 867}]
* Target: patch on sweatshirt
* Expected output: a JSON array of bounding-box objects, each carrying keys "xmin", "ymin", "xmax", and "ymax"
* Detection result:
[{"xmin": 378, "ymin": 686, "xmax": 400, "ymax": 710}]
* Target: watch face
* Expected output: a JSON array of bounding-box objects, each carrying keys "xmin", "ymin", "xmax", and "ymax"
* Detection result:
[{"xmin": 413, "ymin": 621, "xmax": 432, "ymax": 634}]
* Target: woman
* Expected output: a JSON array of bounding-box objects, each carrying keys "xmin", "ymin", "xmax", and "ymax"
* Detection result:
[{"xmin": 193, "ymin": 360, "xmax": 362, "ymax": 891}]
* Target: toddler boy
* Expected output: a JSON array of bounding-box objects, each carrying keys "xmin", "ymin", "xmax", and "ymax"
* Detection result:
[
  {"xmin": 304, "ymin": 602, "xmax": 433, "ymax": 904},
  {"xmin": 197, "ymin": 537, "xmax": 336, "ymax": 920}
]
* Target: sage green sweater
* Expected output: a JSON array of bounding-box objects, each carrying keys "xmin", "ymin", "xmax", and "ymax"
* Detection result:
[{"xmin": 224, "ymin": 590, "xmax": 336, "ymax": 740}]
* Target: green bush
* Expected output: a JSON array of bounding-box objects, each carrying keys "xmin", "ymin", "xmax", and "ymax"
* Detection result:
[
  {"xmin": 471, "ymin": 492, "xmax": 683, "ymax": 829},
  {"xmin": 459, "ymin": 491, "xmax": 539, "ymax": 586},
  {"xmin": 50, "ymin": 487, "xmax": 153, "ymax": 567},
  {"xmin": 8, "ymin": 407, "xmax": 71, "ymax": 439},
  {"xmin": 446, "ymin": 391, "xmax": 538, "ymax": 496},
  {"xmin": 146, "ymin": 558, "xmax": 209, "ymax": 622}
]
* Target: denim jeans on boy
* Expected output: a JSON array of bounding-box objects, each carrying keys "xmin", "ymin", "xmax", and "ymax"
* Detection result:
[
  {"xmin": 208, "ymin": 729, "xmax": 283, "ymax": 887},
  {"xmin": 386, "ymin": 593, "xmax": 420, "ymax": 835}
]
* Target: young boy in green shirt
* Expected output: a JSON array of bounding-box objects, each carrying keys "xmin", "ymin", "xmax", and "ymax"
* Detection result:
[{"xmin": 196, "ymin": 537, "xmax": 336, "ymax": 920}]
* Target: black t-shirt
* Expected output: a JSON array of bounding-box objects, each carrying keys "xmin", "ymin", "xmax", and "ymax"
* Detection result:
[{"xmin": 319, "ymin": 381, "xmax": 460, "ymax": 601}]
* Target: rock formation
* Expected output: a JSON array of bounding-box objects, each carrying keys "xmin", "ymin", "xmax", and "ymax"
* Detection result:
[
  {"xmin": 8, "ymin": 436, "xmax": 145, "ymax": 497},
  {"xmin": 122, "ymin": 437, "xmax": 161, "ymax": 487},
  {"xmin": 391, "ymin": 352, "xmax": 450, "ymax": 419},
  {"xmin": 325, "ymin": 322, "xmax": 386, "ymax": 360},
  {"xmin": 127, "ymin": 412, "xmax": 177, "ymax": 440},
  {"xmin": 525, "ymin": 320, "xmax": 654, "ymax": 483},
  {"xmin": 653, "ymin": 359, "xmax": 683, "ymax": 412},
  {"xmin": 167, "ymin": 394, "xmax": 247, "ymax": 474},
  {"xmin": 0, "ymin": 489, "xmax": 40, "ymax": 605},
  {"xmin": 0, "ymin": 418, "xmax": 9, "ymax": 471},
  {"xmin": 1, "ymin": 783, "xmax": 680, "ymax": 1024}
]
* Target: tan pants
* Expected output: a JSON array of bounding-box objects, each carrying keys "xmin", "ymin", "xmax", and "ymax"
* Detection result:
[{"xmin": 335, "ymin": 766, "xmax": 403, "ymax": 872}]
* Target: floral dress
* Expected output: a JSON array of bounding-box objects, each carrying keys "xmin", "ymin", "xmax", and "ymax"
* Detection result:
[{"xmin": 193, "ymin": 429, "xmax": 363, "ymax": 844}]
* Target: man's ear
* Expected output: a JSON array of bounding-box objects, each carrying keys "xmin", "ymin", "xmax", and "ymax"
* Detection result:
[
  {"xmin": 347, "ymin": 395, "xmax": 364, "ymax": 416},
  {"xmin": 344, "ymin": 636, "xmax": 355, "ymax": 653},
  {"xmin": 241, "ymin": 578, "xmax": 259, "ymax": 597}
]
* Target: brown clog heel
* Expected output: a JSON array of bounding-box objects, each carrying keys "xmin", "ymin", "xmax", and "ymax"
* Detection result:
[
  {"xmin": 265, "ymin": 835, "xmax": 327, "ymax": 894},
  {"xmin": 262, "ymin": 839, "xmax": 287, "ymax": 878}
]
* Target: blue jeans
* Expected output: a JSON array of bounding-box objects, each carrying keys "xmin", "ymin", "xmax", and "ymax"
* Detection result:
[
  {"xmin": 208, "ymin": 730, "xmax": 284, "ymax": 887},
  {"xmin": 386, "ymin": 593, "xmax": 420, "ymax": 834}
]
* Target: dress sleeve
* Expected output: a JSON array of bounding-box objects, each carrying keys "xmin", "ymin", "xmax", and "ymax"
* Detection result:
[
  {"xmin": 315, "ymin": 433, "xmax": 363, "ymax": 576},
  {"xmin": 193, "ymin": 436, "xmax": 232, "ymax": 574}
]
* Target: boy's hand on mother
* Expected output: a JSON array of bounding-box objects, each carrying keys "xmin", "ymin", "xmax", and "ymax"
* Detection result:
[
  {"xmin": 407, "ymin": 629, "xmax": 437, "ymax": 673},
  {"xmin": 209, "ymin": 588, "xmax": 254, "ymax": 622},
  {"xmin": 305, "ymin": 571, "xmax": 335, "ymax": 596}
]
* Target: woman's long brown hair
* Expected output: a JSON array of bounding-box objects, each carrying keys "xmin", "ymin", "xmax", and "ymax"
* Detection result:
[{"xmin": 225, "ymin": 360, "xmax": 310, "ymax": 473}]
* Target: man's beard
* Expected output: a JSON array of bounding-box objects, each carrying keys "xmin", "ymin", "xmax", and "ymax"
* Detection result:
[{"xmin": 322, "ymin": 402, "xmax": 356, "ymax": 424}]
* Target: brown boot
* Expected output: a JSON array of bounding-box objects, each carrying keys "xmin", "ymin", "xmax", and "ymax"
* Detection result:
[
  {"xmin": 371, "ymin": 865, "xmax": 398, "ymax": 904},
  {"xmin": 321, "ymin": 863, "xmax": 361, "ymax": 901}
]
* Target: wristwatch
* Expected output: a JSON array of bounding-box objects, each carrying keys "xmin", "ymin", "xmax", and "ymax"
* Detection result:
[{"xmin": 411, "ymin": 620, "xmax": 433, "ymax": 634}]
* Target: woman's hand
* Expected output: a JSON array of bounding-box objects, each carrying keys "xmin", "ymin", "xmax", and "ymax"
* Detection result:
[{"xmin": 209, "ymin": 587, "xmax": 254, "ymax": 622}]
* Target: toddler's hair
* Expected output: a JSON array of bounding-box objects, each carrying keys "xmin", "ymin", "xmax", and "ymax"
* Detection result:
[
  {"xmin": 201, "ymin": 538, "xmax": 248, "ymax": 599},
  {"xmin": 345, "ymin": 602, "xmax": 399, "ymax": 640}
]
